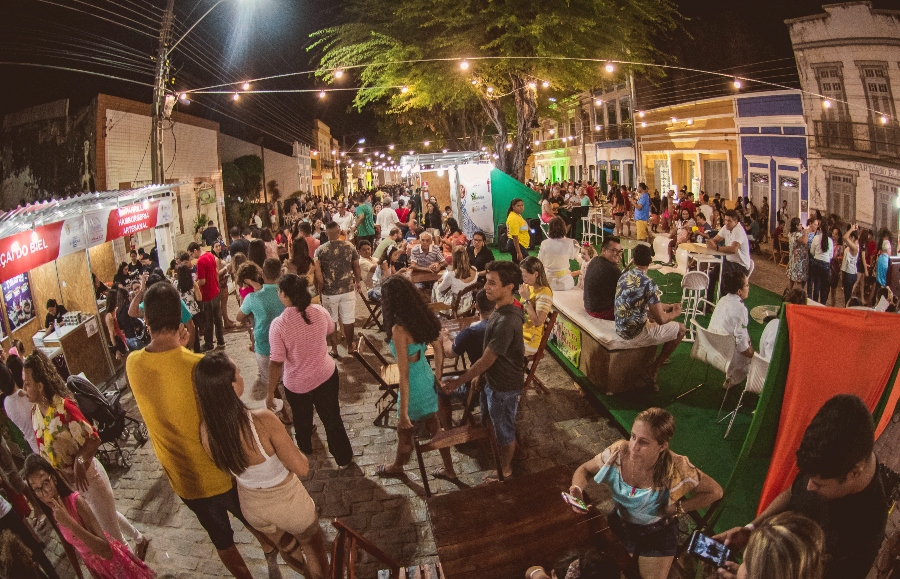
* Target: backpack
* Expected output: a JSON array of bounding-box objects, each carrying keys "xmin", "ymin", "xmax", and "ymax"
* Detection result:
[{"xmin": 496, "ymin": 224, "xmax": 509, "ymax": 253}]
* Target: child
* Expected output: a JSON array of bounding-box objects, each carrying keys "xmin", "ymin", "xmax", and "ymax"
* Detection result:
[
  {"xmin": 24, "ymin": 455, "xmax": 155, "ymax": 579},
  {"xmin": 574, "ymin": 244, "xmax": 597, "ymax": 289},
  {"xmin": 236, "ymin": 261, "xmax": 263, "ymax": 353}
]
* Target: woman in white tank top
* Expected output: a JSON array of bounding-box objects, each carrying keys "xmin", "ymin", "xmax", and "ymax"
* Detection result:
[
  {"xmin": 841, "ymin": 225, "xmax": 861, "ymax": 306},
  {"xmin": 195, "ymin": 352, "xmax": 328, "ymax": 579}
]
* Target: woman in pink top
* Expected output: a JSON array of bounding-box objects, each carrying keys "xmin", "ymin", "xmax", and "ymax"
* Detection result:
[
  {"xmin": 267, "ymin": 274, "xmax": 353, "ymax": 467},
  {"xmin": 24, "ymin": 455, "xmax": 155, "ymax": 579}
]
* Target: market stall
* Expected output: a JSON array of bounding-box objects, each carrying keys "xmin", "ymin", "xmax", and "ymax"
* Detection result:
[{"xmin": 0, "ymin": 184, "xmax": 178, "ymax": 386}]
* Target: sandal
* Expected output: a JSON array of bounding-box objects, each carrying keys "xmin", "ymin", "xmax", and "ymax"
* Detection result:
[
  {"xmin": 135, "ymin": 536, "xmax": 151, "ymax": 561},
  {"xmin": 432, "ymin": 468, "xmax": 459, "ymax": 482},
  {"xmin": 482, "ymin": 472, "xmax": 508, "ymax": 484},
  {"xmin": 375, "ymin": 464, "xmax": 404, "ymax": 478}
]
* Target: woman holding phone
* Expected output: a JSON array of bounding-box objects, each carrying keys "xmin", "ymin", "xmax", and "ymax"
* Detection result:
[{"xmin": 569, "ymin": 408, "xmax": 723, "ymax": 579}]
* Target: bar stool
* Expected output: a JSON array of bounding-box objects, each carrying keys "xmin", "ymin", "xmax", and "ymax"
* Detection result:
[
  {"xmin": 581, "ymin": 216, "xmax": 600, "ymax": 247},
  {"xmin": 680, "ymin": 270, "xmax": 712, "ymax": 342}
]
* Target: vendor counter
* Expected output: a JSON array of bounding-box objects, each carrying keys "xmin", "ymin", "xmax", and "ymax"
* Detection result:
[{"xmin": 33, "ymin": 314, "xmax": 113, "ymax": 386}]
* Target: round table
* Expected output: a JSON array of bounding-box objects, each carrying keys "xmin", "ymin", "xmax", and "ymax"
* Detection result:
[{"xmin": 749, "ymin": 304, "xmax": 780, "ymax": 324}]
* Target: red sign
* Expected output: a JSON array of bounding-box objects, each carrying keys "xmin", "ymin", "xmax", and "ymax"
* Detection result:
[
  {"xmin": 106, "ymin": 201, "xmax": 160, "ymax": 241},
  {"xmin": 0, "ymin": 222, "xmax": 64, "ymax": 283}
]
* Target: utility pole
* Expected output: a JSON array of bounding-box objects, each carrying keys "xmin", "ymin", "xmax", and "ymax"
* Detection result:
[
  {"xmin": 258, "ymin": 137, "xmax": 270, "ymax": 226},
  {"xmin": 629, "ymin": 73, "xmax": 641, "ymax": 188},
  {"xmin": 151, "ymin": 0, "xmax": 175, "ymax": 184}
]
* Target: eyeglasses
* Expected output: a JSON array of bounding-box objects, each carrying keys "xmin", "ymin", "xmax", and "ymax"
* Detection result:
[
  {"xmin": 606, "ymin": 248, "xmax": 624, "ymax": 255},
  {"xmin": 31, "ymin": 477, "xmax": 54, "ymax": 497}
]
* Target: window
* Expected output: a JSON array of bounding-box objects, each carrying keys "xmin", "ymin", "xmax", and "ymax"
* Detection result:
[
  {"xmin": 607, "ymin": 101, "xmax": 619, "ymax": 126},
  {"xmin": 703, "ymin": 160, "xmax": 728, "ymax": 197},
  {"xmin": 873, "ymin": 180, "xmax": 899, "ymax": 241},
  {"xmin": 827, "ymin": 172, "xmax": 855, "ymax": 222},
  {"xmin": 860, "ymin": 65, "xmax": 894, "ymax": 117},
  {"xmin": 814, "ymin": 65, "xmax": 848, "ymax": 120},
  {"xmin": 619, "ymin": 97, "xmax": 631, "ymax": 123}
]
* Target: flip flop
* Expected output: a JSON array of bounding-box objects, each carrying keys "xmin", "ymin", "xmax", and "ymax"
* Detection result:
[
  {"xmin": 376, "ymin": 464, "xmax": 404, "ymax": 478},
  {"xmin": 135, "ymin": 536, "xmax": 151, "ymax": 561},
  {"xmin": 432, "ymin": 468, "xmax": 459, "ymax": 482},
  {"xmin": 482, "ymin": 473, "xmax": 508, "ymax": 484}
]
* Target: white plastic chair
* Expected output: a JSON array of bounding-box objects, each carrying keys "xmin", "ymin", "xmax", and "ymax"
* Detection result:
[
  {"xmin": 720, "ymin": 352, "xmax": 769, "ymax": 438},
  {"xmin": 746, "ymin": 260, "xmax": 756, "ymax": 282},
  {"xmin": 674, "ymin": 321, "xmax": 736, "ymax": 419},
  {"xmin": 658, "ymin": 247, "xmax": 690, "ymax": 298},
  {"xmin": 539, "ymin": 221, "xmax": 550, "ymax": 241},
  {"xmin": 649, "ymin": 235, "xmax": 671, "ymax": 270},
  {"xmin": 680, "ymin": 271, "xmax": 712, "ymax": 342},
  {"xmin": 581, "ymin": 216, "xmax": 599, "ymax": 247}
]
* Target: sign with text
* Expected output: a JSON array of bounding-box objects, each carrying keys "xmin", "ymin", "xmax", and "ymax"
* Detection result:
[
  {"xmin": 552, "ymin": 315, "xmax": 582, "ymax": 367},
  {"xmin": 0, "ymin": 222, "xmax": 65, "ymax": 283},
  {"xmin": 457, "ymin": 164, "xmax": 494, "ymax": 238},
  {"xmin": 2, "ymin": 273, "xmax": 35, "ymax": 332},
  {"xmin": 105, "ymin": 201, "xmax": 161, "ymax": 241}
]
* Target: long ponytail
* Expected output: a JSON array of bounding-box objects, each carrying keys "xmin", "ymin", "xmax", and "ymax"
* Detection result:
[{"xmin": 278, "ymin": 273, "xmax": 312, "ymax": 324}]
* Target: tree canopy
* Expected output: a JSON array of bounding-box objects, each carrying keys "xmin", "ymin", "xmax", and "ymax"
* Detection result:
[{"xmin": 310, "ymin": 0, "xmax": 681, "ymax": 181}]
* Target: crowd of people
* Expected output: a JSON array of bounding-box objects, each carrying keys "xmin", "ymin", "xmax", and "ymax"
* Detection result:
[{"xmin": 0, "ymin": 178, "xmax": 895, "ymax": 579}]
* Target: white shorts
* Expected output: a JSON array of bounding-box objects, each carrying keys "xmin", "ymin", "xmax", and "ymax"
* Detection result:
[
  {"xmin": 626, "ymin": 321, "xmax": 682, "ymax": 348},
  {"xmin": 322, "ymin": 291, "xmax": 356, "ymax": 325}
]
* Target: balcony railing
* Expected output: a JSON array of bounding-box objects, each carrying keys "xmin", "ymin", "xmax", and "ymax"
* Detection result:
[
  {"xmin": 532, "ymin": 124, "xmax": 633, "ymax": 152},
  {"xmin": 813, "ymin": 120, "xmax": 900, "ymax": 159}
]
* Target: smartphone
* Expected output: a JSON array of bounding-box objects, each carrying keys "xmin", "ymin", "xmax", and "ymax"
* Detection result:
[
  {"xmin": 687, "ymin": 531, "xmax": 731, "ymax": 568},
  {"xmin": 561, "ymin": 492, "xmax": 588, "ymax": 513}
]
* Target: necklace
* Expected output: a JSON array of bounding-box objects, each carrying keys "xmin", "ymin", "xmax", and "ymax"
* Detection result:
[{"xmin": 625, "ymin": 455, "xmax": 653, "ymax": 497}]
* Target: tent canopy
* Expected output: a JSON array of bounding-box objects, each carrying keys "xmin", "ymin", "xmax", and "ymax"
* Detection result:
[{"xmin": 489, "ymin": 169, "xmax": 541, "ymax": 235}]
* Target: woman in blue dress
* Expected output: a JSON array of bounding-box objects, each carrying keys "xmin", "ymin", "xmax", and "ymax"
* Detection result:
[
  {"xmin": 376, "ymin": 275, "xmax": 457, "ymax": 481},
  {"xmin": 569, "ymin": 408, "xmax": 723, "ymax": 579}
]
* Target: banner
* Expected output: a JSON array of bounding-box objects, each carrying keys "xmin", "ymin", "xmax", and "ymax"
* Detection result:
[
  {"xmin": 2, "ymin": 273, "xmax": 35, "ymax": 332},
  {"xmin": 0, "ymin": 197, "xmax": 171, "ymax": 283},
  {"xmin": 457, "ymin": 164, "xmax": 494, "ymax": 238},
  {"xmin": 552, "ymin": 315, "xmax": 582, "ymax": 367}
]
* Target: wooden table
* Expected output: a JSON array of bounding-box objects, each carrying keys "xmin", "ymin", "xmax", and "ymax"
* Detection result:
[
  {"xmin": 406, "ymin": 269, "xmax": 441, "ymax": 285},
  {"xmin": 427, "ymin": 466, "xmax": 623, "ymax": 579},
  {"xmin": 749, "ymin": 304, "xmax": 779, "ymax": 324},
  {"xmin": 679, "ymin": 242, "xmax": 729, "ymax": 301},
  {"xmin": 619, "ymin": 238, "xmax": 649, "ymax": 268}
]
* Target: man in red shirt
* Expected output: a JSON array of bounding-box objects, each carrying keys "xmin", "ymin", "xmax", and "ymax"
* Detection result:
[
  {"xmin": 678, "ymin": 189, "xmax": 697, "ymax": 219},
  {"xmin": 188, "ymin": 242, "xmax": 225, "ymax": 351}
]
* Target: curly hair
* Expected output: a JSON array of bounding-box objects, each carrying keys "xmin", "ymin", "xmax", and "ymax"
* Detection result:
[
  {"xmin": 381, "ymin": 275, "xmax": 441, "ymax": 344},
  {"xmin": 23, "ymin": 350, "xmax": 71, "ymax": 403},
  {"xmin": 236, "ymin": 262, "xmax": 263, "ymax": 289}
]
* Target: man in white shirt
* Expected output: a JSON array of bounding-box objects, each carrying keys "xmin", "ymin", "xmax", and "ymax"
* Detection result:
[
  {"xmin": 707, "ymin": 270, "xmax": 753, "ymax": 387},
  {"xmin": 706, "ymin": 209, "xmax": 751, "ymax": 276},
  {"xmin": 376, "ymin": 203, "xmax": 400, "ymax": 240},
  {"xmin": 332, "ymin": 201, "xmax": 355, "ymax": 237}
]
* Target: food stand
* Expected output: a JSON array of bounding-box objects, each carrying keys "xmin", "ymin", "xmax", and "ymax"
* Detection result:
[{"xmin": 0, "ymin": 185, "xmax": 178, "ymax": 386}]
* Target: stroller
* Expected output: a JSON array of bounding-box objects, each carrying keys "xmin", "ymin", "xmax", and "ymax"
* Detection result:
[{"xmin": 67, "ymin": 375, "xmax": 148, "ymax": 469}]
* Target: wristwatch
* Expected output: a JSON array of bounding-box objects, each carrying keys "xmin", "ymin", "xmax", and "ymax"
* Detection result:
[
  {"xmin": 675, "ymin": 499, "xmax": 686, "ymax": 517},
  {"xmin": 76, "ymin": 456, "xmax": 86, "ymax": 466}
]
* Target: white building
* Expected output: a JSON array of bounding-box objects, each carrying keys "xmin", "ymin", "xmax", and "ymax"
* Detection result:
[{"xmin": 787, "ymin": 2, "xmax": 900, "ymax": 241}]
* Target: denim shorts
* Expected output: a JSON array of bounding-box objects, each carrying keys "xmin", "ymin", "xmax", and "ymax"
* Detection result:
[
  {"xmin": 180, "ymin": 485, "xmax": 248, "ymax": 550},
  {"xmin": 484, "ymin": 386, "xmax": 520, "ymax": 446},
  {"xmin": 609, "ymin": 511, "xmax": 678, "ymax": 558}
]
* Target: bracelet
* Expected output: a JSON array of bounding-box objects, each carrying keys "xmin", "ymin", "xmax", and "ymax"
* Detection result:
[
  {"xmin": 529, "ymin": 569, "xmax": 544, "ymax": 579},
  {"xmin": 744, "ymin": 523, "xmax": 756, "ymax": 532}
]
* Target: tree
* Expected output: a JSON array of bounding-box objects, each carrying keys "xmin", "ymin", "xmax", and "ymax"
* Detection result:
[
  {"xmin": 310, "ymin": 0, "xmax": 680, "ymax": 182},
  {"xmin": 222, "ymin": 154, "xmax": 264, "ymax": 229}
]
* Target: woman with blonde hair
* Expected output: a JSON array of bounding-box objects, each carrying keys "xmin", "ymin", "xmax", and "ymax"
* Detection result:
[
  {"xmin": 432, "ymin": 246, "xmax": 477, "ymax": 308},
  {"xmin": 717, "ymin": 512, "xmax": 824, "ymax": 579},
  {"xmin": 569, "ymin": 408, "xmax": 723, "ymax": 579},
  {"xmin": 537, "ymin": 217, "xmax": 580, "ymax": 292},
  {"xmin": 519, "ymin": 256, "xmax": 554, "ymax": 354}
]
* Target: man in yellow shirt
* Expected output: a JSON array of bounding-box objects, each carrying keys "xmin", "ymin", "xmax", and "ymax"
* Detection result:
[
  {"xmin": 127, "ymin": 282, "xmax": 279, "ymax": 579},
  {"xmin": 506, "ymin": 198, "xmax": 530, "ymax": 262}
]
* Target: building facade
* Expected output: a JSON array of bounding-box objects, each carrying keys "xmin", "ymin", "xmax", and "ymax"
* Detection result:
[
  {"xmin": 736, "ymin": 91, "xmax": 809, "ymax": 232},
  {"xmin": 637, "ymin": 96, "xmax": 739, "ymax": 199},
  {"xmin": 787, "ymin": 2, "xmax": 900, "ymax": 241},
  {"xmin": 311, "ymin": 120, "xmax": 340, "ymax": 197},
  {"xmin": 529, "ymin": 84, "xmax": 636, "ymax": 188}
]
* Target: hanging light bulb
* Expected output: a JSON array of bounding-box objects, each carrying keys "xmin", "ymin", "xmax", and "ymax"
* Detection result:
[
  {"xmin": 594, "ymin": 99, "xmax": 602, "ymax": 106},
  {"xmin": 542, "ymin": 81, "xmax": 550, "ymax": 88},
  {"xmin": 424, "ymin": 141, "xmax": 430, "ymax": 147},
  {"xmin": 242, "ymin": 82, "xmax": 251, "ymax": 91},
  {"xmin": 334, "ymin": 69, "xmax": 344, "ymax": 79},
  {"xmin": 506, "ymin": 143, "xmax": 513, "ymax": 150},
  {"xmin": 459, "ymin": 60, "xmax": 469, "ymax": 70},
  {"xmin": 358, "ymin": 147, "xmax": 364, "ymax": 153},
  {"xmin": 549, "ymin": 128, "xmax": 555, "ymax": 135},
  {"xmin": 638, "ymin": 111, "xmax": 645, "ymax": 118},
  {"xmin": 487, "ymin": 86, "xmax": 494, "ymax": 94},
  {"xmin": 319, "ymin": 90, "xmax": 326, "ymax": 98},
  {"xmin": 388, "ymin": 144, "xmax": 395, "ymax": 150},
  {"xmin": 409, "ymin": 150, "xmax": 415, "ymax": 155},
  {"xmin": 881, "ymin": 115, "xmax": 889, "ymax": 125},
  {"xmin": 594, "ymin": 125, "xmax": 602, "ymax": 131},
  {"xmin": 232, "ymin": 93, "xmax": 240, "ymax": 101},
  {"xmin": 641, "ymin": 122, "xmax": 647, "ymax": 128},
  {"xmin": 401, "ymin": 86, "xmax": 409, "ymax": 94},
  {"xmin": 179, "ymin": 92, "xmax": 189, "ymax": 101},
  {"xmin": 527, "ymin": 82, "xmax": 537, "ymax": 90},
  {"xmin": 733, "ymin": 78, "xmax": 742, "ymax": 89},
  {"xmin": 605, "ymin": 63, "xmax": 615, "ymax": 73},
  {"xmin": 823, "ymin": 99, "xmax": 832, "ymax": 109}
]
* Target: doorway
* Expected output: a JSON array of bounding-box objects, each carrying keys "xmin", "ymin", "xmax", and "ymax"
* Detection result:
[
  {"xmin": 778, "ymin": 176, "xmax": 800, "ymax": 224},
  {"xmin": 749, "ymin": 173, "xmax": 769, "ymax": 212}
]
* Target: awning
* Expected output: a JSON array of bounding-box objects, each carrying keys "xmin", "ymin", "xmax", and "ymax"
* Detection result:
[{"xmin": 0, "ymin": 184, "xmax": 179, "ymax": 283}]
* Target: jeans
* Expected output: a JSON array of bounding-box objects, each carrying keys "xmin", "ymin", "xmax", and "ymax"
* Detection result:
[
  {"xmin": 809, "ymin": 259, "xmax": 830, "ymax": 304},
  {"xmin": 283, "ymin": 368, "xmax": 354, "ymax": 466},
  {"xmin": 842, "ymin": 271, "xmax": 858, "ymax": 305},
  {"xmin": 483, "ymin": 386, "xmax": 521, "ymax": 447},
  {"xmin": 200, "ymin": 296, "xmax": 225, "ymax": 348}
]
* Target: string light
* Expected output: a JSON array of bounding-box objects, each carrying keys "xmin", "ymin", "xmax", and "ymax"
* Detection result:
[
  {"xmin": 358, "ymin": 147, "xmax": 364, "ymax": 153},
  {"xmin": 687, "ymin": 119, "xmax": 694, "ymax": 125},
  {"xmin": 401, "ymin": 86, "xmax": 409, "ymax": 93},
  {"xmin": 733, "ymin": 78, "xmax": 742, "ymax": 89},
  {"xmin": 594, "ymin": 99, "xmax": 602, "ymax": 106},
  {"xmin": 534, "ymin": 140, "xmax": 540, "ymax": 145},
  {"xmin": 487, "ymin": 86, "xmax": 494, "ymax": 94},
  {"xmin": 605, "ymin": 63, "xmax": 615, "ymax": 73},
  {"xmin": 881, "ymin": 115, "xmax": 889, "ymax": 124},
  {"xmin": 506, "ymin": 143, "xmax": 513, "ymax": 150},
  {"xmin": 388, "ymin": 144, "xmax": 395, "ymax": 150},
  {"xmin": 594, "ymin": 125, "xmax": 602, "ymax": 131},
  {"xmin": 671, "ymin": 117, "xmax": 678, "ymax": 123},
  {"xmin": 424, "ymin": 141, "xmax": 430, "ymax": 146},
  {"xmin": 638, "ymin": 111, "xmax": 645, "ymax": 118},
  {"xmin": 232, "ymin": 92, "xmax": 240, "ymax": 101},
  {"xmin": 527, "ymin": 82, "xmax": 537, "ymax": 90},
  {"xmin": 459, "ymin": 60, "xmax": 469, "ymax": 70},
  {"xmin": 542, "ymin": 81, "xmax": 550, "ymax": 88},
  {"xmin": 549, "ymin": 128, "xmax": 555, "ymax": 135},
  {"xmin": 334, "ymin": 69, "xmax": 344, "ymax": 79},
  {"xmin": 319, "ymin": 90, "xmax": 326, "ymax": 98},
  {"xmin": 409, "ymin": 150, "xmax": 415, "ymax": 155},
  {"xmin": 823, "ymin": 99, "xmax": 832, "ymax": 109},
  {"xmin": 179, "ymin": 92, "xmax": 188, "ymax": 101},
  {"xmin": 242, "ymin": 82, "xmax": 251, "ymax": 90},
  {"xmin": 641, "ymin": 122, "xmax": 647, "ymax": 128}
]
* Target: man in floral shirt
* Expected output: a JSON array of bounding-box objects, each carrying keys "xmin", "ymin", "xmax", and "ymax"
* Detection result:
[{"xmin": 613, "ymin": 244, "xmax": 686, "ymax": 388}]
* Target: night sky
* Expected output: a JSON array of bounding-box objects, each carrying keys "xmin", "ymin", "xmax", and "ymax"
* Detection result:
[{"xmin": 0, "ymin": 0, "xmax": 893, "ymax": 154}]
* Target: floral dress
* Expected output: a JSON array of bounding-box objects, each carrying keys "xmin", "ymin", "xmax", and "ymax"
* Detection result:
[
  {"xmin": 787, "ymin": 231, "xmax": 809, "ymax": 283},
  {"xmin": 32, "ymin": 396, "xmax": 98, "ymax": 474},
  {"xmin": 59, "ymin": 492, "xmax": 155, "ymax": 579}
]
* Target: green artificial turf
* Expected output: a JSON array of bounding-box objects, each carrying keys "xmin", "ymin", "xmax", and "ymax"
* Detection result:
[{"xmin": 490, "ymin": 242, "xmax": 782, "ymax": 528}]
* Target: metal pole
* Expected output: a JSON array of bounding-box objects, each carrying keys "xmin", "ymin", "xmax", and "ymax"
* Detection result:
[
  {"xmin": 151, "ymin": 0, "xmax": 175, "ymax": 185},
  {"xmin": 629, "ymin": 73, "xmax": 640, "ymax": 187},
  {"xmin": 258, "ymin": 137, "xmax": 269, "ymax": 226}
]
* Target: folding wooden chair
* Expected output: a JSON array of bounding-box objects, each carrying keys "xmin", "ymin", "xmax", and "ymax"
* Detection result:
[
  {"xmin": 331, "ymin": 518, "xmax": 401, "ymax": 579},
  {"xmin": 449, "ymin": 281, "xmax": 479, "ymax": 319},
  {"xmin": 352, "ymin": 336, "xmax": 399, "ymax": 428},
  {"xmin": 358, "ymin": 288, "xmax": 383, "ymax": 331},
  {"xmin": 414, "ymin": 420, "xmax": 504, "ymax": 498},
  {"xmin": 523, "ymin": 310, "xmax": 558, "ymax": 394}
]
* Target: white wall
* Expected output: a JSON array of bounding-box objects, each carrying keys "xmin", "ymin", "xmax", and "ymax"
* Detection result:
[
  {"xmin": 104, "ymin": 109, "xmax": 222, "ymax": 251},
  {"xmin": 218, "ymin": 133, "xmax": 301, "ymax": 196}
]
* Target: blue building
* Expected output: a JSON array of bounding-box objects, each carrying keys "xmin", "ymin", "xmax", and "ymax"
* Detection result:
[{"xmin": 736, "ymin": 91, "xmax": 809, "ymax": 234}]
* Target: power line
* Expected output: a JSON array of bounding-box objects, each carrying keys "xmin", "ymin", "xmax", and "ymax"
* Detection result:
[
  {"xmin": 0, "ymin": 61, "xmax": 154, "ymax": 87},
  {"xmin": 34, "ymin": 0, "xmax": 157, "ymax": 38}
]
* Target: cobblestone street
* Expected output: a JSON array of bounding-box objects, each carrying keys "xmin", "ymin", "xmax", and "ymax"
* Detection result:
[{"xmin": 37, "ymin": 294, "xmax": 626, "ymax": 578}]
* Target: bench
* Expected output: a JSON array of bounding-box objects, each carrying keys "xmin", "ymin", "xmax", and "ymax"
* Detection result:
[{"xmin": 551, "ymin": 289, "xmax": 657, "ymax": 394}]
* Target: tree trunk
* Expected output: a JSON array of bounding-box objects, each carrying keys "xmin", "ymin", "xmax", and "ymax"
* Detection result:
[
  {"xmin": 479, "ymin": 94, "xmax": 509, "ymax": 174},
  {"xmin": 510, "ymin": 72, "xmax": 538, "ymax": 183}
]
